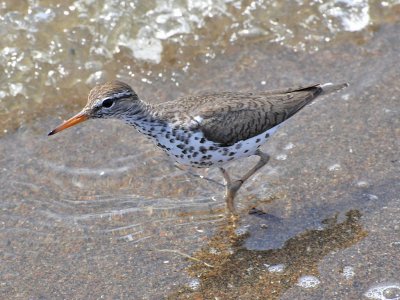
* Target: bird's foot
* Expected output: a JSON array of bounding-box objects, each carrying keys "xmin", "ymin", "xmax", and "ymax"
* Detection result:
[{"xmin": 227, "ymin": 211, "xmax": 240, "ymax": 223}]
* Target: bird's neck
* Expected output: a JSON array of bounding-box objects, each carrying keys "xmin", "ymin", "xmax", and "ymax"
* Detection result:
[{"xmin": 122, "ymin": 100, "xmax": 166, "ymax": 133}]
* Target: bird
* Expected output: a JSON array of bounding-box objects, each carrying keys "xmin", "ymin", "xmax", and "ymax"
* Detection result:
[{"xmin": 49, "ymin": 81, "xmax": 348, "ymax": 214}]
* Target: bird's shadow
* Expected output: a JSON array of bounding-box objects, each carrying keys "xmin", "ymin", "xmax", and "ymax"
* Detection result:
[{"xmin": 168, "ymin": 209, "xmax": 367, "ymax": 299}]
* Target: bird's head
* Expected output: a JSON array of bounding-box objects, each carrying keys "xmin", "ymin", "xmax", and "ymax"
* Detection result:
[{"xmin": 48, "ymin": 81, "xmax": 140, "ymax": 136}]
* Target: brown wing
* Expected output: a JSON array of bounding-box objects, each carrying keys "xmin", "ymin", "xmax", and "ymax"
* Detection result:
[{"xmin": 189, "ymin": 85, "xmax": 323, "ymax": 146}]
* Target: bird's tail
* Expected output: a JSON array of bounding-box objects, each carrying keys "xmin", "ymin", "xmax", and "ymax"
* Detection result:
[{"xmin": 318, "ymin": 82, "xmax": 349, "ymax": 95}]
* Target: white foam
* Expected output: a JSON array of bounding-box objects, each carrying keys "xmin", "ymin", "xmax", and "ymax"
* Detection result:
[
  {"xmin": 364, "ymin": 283, "xmax": 400, "ymax": 300},
  {"xmin": 328, "ymin": 163, "xmax": 341, "ymax": 171},
  {"xmin": 267, "ymin": 264, "xmax": 285, "ymax": 273},
  {"xmin": 188, "ymin": 278, "xmax": 200, "ymax": 290},
  {"xmin": 342, "ymin": 266, "xmax": 355, "ymax": 280},
  {"xmin": 297, "ymin": 275, "xmax": 321, "ymax": 289},
  {"xmin": 356, "ymin": 181, "xmax": 369, "ymax": 187},
  {"xmin": 276, "ymin": 154, "xmax": 287, "ymax": 161},
  {"xmin": 284, "ymin": 142, "xmax": 295, "ymax": 150}
]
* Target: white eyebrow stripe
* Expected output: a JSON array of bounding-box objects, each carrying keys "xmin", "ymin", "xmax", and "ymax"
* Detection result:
[{"xmin": 102, "ymin": 91, "xmax": 133, "ymax": 101}]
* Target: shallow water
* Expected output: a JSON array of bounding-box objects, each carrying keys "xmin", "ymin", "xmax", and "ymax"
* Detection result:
[{"xmin": 1, "ymin": 1, "xmax": 400, "ymax": 299}]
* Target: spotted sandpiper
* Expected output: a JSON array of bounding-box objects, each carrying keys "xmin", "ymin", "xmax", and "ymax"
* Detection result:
[{"xmin": 49, "ymin": 81, "xmax": 348, "ymax": 214}]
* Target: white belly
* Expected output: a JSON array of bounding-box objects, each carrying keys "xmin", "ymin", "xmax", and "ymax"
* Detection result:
[{"xmin": 154, "ymin": 125, "xmax": 279, "ymax": 168}]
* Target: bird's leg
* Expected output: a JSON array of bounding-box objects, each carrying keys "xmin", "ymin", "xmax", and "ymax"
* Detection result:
[
  {"xmin": 219, "ymin": 167, "xmax": 238, "ymax": 214},
  {"xmin": 219, "ymin": 149, "xmax": 270, "ymax": 214},
  {"xmin": 238, "ymin": 149, "xmax": 270, "ymax": 184}
]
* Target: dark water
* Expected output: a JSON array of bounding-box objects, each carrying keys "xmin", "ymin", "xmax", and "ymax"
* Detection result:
[{"xmin": 1, "ymin": 1, "xmax": 399, "ymax": 299}]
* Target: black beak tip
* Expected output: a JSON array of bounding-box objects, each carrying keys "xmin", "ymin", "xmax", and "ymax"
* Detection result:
[{"xmin": 48, "ymin": 130, "xmax": 55, "ymax": 136}]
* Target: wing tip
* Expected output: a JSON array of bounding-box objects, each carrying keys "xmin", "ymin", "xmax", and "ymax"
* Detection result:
[{"xmin": 319, "ymin": 82, "xmax": 349, "ymax": 94}]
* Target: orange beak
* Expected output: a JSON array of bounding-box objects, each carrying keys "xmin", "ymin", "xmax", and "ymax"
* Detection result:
[{"xmin": 48, "ymin": 112, "xmax": 89, "ymax": 136}]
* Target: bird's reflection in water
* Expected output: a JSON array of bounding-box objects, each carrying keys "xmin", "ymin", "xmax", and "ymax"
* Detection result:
[{"xmin": 169, "ymin": 210, "xmax": 367, "ymax": 299}]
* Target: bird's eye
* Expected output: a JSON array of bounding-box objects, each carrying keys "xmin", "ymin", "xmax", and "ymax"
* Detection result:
[{"xmin": 102, "ymin": 99, "xmax": 114, "ymax": 108}]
